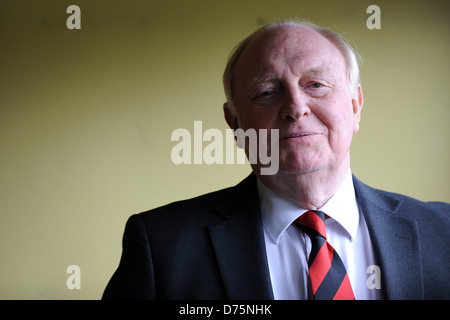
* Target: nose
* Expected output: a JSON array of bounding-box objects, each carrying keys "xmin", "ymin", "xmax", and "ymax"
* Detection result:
[{"xmin": 280, "ymin": 86, "xmax": 311, "ymax": 121}]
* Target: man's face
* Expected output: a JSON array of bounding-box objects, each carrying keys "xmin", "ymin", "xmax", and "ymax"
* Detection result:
[{"xmin": 227, "ymin": 26, "xmax": 363, "ymax": 176}]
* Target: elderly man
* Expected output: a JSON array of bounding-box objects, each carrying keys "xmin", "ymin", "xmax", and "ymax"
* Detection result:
[{"xmin": 103, "ymin": 21, "xmax": 450, "ymax": 300}]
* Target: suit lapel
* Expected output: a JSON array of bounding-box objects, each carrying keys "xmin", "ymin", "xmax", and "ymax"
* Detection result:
[
  {"xmin": 208, "ymin": 174, "xmax": 274, "ymax": 300},
  {"xmin": 353, "ymin": 177, "xmax": 424, "ymax": 299}
]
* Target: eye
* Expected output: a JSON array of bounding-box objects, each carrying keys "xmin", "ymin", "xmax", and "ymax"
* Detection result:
[
  {"xmin": 303, "ymin": 81, "xmax": 330, "ymax": 98},
  {"xmin": 250, "ymin": 81, "xmax": 283, "ymax": 105},
  {"xmin": 261, "ymin": 90, "xmax": 274, "ymax": 97},
  {"xmin": 251, "ymin": 87, "xmax": 281, "ymax": 105},
  {"xmin": 310, "ymin": 82, "xmax": 324, "ymax": 89}
]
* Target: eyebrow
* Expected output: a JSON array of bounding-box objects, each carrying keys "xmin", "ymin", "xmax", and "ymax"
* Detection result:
[
  {"xmin": 249, "ymin": 75, "xmax": 277, "ymax": 88},
  {"xmin": 249, "ymin": 66, "xmax": 333, "ymax": 87},
  {"xmin": 302, "ymin": 66, "xmax": 333, "ymax": 78}
]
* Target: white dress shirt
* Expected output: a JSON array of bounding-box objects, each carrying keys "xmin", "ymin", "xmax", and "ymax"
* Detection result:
[{"xmin": 257, "ymin": 169, "xmax": 382, "ymax": 300}]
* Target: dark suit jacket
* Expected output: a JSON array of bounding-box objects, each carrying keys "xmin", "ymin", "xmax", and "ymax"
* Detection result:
[{"xmin": 102, "ymin": 174, "xmax": 450, "ymax": 299}]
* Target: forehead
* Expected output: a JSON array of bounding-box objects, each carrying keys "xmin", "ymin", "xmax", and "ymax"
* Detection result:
[{"xmin": 233, "ymin": 26, "xmax": 347, "ymax": 84}]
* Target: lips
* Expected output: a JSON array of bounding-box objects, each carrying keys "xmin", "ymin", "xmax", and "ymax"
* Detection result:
[{"xmin": 280, "ymin": 132, "xmax": 318, "ymax": 141}]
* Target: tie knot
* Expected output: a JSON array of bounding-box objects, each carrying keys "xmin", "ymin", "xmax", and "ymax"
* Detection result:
[{"xmin": 294, "ymin": 210, "xmax": 327, "ymax": 239}]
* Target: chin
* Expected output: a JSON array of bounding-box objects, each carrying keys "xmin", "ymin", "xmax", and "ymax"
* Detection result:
[{"xmin": 278, "ymin": 153, "xmax": 324, "ymax": 174}]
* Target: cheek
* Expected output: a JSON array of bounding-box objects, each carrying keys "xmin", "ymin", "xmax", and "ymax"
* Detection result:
[
  {"xmin": 316, "ymin": 100, "xmax": 356, "ymax": 143},
  {"xmin": 237, "ymin": 107, "xmax": 278, "ymax": 131}
]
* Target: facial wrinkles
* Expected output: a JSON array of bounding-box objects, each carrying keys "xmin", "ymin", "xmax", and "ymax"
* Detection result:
[
  {"xmin": 237, "ymin": 27, "xmax": 350, "ymax": 113},
  {"xmin": 265, "ymin": 43, "xmax": 337, "ymax": 88}
]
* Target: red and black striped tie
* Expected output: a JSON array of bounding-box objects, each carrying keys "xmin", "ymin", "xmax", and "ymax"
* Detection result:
[{"xmin": 295, "ymin": 210, "xmax": 355, "ymax": 300}]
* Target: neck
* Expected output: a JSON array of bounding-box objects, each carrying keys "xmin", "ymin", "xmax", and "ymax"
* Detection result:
[{"xmin": 256, "ymin": 162, "xmax": 350, "ymax": 210}]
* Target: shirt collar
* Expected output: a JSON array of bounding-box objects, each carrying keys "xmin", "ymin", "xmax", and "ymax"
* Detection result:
[{"xmin": 258, "ymin": 169, "xmax": 359, "ymax": 244}]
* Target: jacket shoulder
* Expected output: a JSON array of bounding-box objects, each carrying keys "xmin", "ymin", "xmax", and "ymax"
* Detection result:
[
  {"xmin": 353, "ymin": 175, "xmax": 450, "ymax": 224},
  {"xmin": 136, "ymin": 174, "xmax": 257, "ymax": 229}
]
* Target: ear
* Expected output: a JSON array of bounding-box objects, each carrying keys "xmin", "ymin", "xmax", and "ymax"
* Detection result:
[
  {"xmin": 223, "ymin": 102, "xmax": 239, "ymax": 130},
  {"xmin": 352, "ymin": 85, "xmax": 364, "ymax": 134}
]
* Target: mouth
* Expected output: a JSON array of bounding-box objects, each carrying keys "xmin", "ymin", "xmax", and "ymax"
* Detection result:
[{"xmin": 280, "ymin": 132, "xmax": 318, "ymax": 141}]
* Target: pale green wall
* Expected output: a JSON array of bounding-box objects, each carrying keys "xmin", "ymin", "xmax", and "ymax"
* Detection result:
[{"xmin": 0, "ymin": 0, "xmax": 448, "ymax": 299}]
